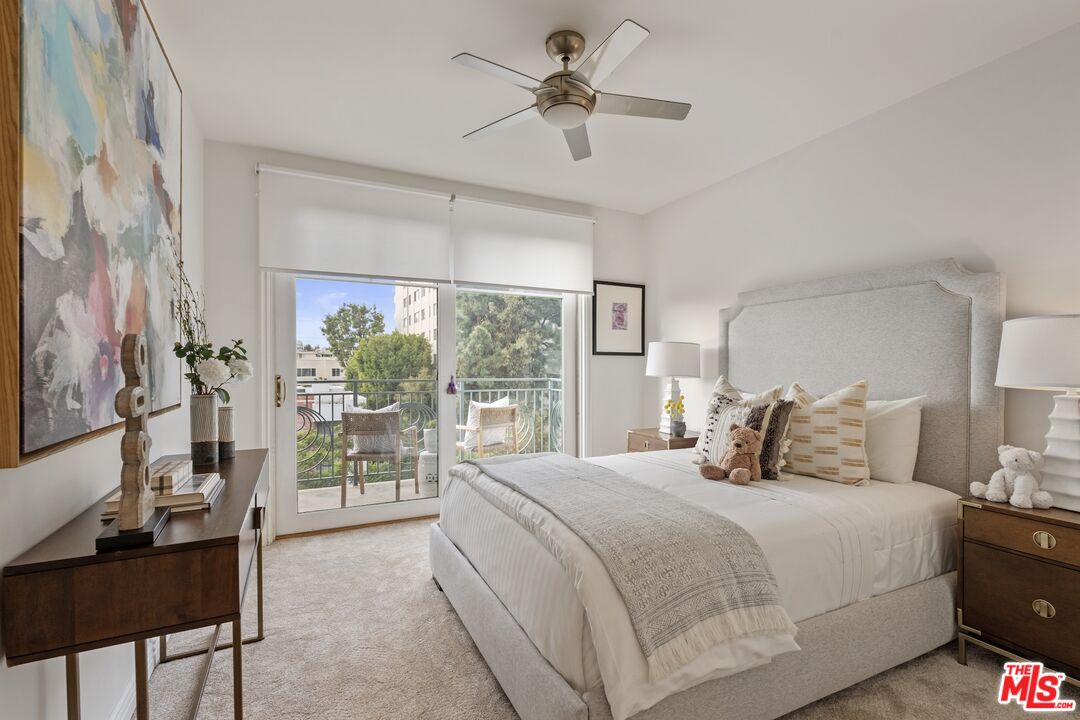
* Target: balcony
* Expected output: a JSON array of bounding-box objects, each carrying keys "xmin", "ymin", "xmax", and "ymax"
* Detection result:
[{"xmin": 294, "ymin": 377, "xmax": 562, "ymax": 512}]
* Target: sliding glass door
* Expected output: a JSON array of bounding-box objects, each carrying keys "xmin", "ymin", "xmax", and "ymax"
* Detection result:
[
  {"xmin": 271, "ymin": 276, "xmax": 577, "ymax": 535},
  {"xmin": 454, "ymin": 288, "xmax": 567, "ymax": 458},
  {"xmin": 272, "ymin": 274, "xmax": 444, "ymax": 534}
]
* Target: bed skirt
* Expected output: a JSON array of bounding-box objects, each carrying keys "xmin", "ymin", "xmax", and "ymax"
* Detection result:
[{"xmin": 430, "ymin": 522, "xmax": 957, "ymax": 720}]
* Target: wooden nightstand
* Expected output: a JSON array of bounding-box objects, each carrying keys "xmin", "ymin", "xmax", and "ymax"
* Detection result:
[
  {"xmin": 627, "ymin": 427, "xmax": 699, "ymax": 453},
  {"xmin": 957, "ymin": 497, "xmax": 1080, "ymax": 685}
]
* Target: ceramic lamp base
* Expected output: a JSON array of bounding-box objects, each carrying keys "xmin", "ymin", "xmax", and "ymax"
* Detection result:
[
  {"xmin": 659, "ymin": 378, "xmax": 681, "ymax": 434},
  {"xmin": 1042, "ymin": 391, "xmax": 1080, "ymax": 512}
]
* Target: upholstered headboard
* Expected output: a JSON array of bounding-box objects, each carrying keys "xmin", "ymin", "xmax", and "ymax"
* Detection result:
[{"xmin": 719, "ymin": 259, "xmax": 1004, "ymax": 496}]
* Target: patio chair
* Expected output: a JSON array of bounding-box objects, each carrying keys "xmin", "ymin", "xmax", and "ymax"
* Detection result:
[
  {"xmin": 456, "ymin": 404, "xmax": 519, "ymax": 458},
  {"xmin": 340, "ymin": 410, "xmax": 419, "ymax": 504}
]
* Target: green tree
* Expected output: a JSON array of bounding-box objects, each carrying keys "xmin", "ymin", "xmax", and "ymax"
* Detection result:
[
  {"xmin": 346, "ymin": 332, "xmax": 434, "ymax": 404},
  {"xmin": 456, "ymin": 292, "xmax": 561, "ymax": 379},
  {"xmin": 321, "ymin": 303, "xmax": 386, "ymax": 366}
]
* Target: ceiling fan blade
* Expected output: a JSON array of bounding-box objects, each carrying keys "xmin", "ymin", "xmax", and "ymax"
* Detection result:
[
  {"xmin": 563, "ymin": 124, "xmax": 591, "ymax": 161},
  {"xmin": 596, "ymin": 93, "xmax": 691, "ymax": 120},
  {"xmin": 463, "ymin": 105, "xmax": 539, "ymax": 141},
  {"xmin": 572, "ymin": 19, "xmax": 649, "ymax": 87},
  {"xmin": 452, "ymin": 53, "xmax": 544, "ymax": 92}
]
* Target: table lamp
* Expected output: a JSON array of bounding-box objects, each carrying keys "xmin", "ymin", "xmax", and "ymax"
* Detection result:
[
  {"xmin": 645, "ymin": 341, "xmax": 701, "ymax": 434},
  {"xmin": 995, "ymin": 315, "xmax": 1080, "ymax": 511}
]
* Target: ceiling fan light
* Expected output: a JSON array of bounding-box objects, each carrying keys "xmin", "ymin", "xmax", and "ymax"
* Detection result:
[{"xmin": 542, "ymin": 102, "xmax": 589, "ymax": 129}]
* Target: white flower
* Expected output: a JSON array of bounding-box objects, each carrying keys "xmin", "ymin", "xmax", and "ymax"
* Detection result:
[
  {"xmin": 228, "ymin": 358, "xmax": 253, "ymax": 382},
  {"xmin": 195, "ymin": 358, "xmax": 231, "ymax": 389}
]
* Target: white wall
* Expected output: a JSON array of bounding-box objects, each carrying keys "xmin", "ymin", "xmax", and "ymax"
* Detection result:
[
  {"xmin": 589, "ymin": 209, "xmax": 647, "ymax": 456},
  {"xmin": 643, "ymin": 25, "xmax": 1080, "ymax": 454},
  {"xmin": 0, "ymin": 105, "xmax": 204, "ymax": 720},
  {"xmin": 202, "ymin": 142, "xmax": 647, "ymax": 458}
]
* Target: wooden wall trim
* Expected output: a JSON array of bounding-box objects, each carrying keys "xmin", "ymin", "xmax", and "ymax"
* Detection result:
[
  {"xmin": 0, "ymin": 1, "xmax": 180, "ymax": 467},
  {"xmin": 0, "ymin": 0, "xmax": 20, "ymax": 468}
]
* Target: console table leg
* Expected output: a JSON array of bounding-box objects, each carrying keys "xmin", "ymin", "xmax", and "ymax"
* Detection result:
[
  {"xmin": 255, "ymin": 529, "xmax": 265, "ymax": 640},
  {"xmin": 232, "ymin": 619, "xmax": 243, "ymax": 719},
  {"xmin": 135, "ymin": 639, "xmax": 149, "ymax": 720},
  {"xmin": 65, "ymin": 654, "xmax": 80, "ymax": 720}
]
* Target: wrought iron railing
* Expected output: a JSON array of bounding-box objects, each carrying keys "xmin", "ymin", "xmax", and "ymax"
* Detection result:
[{"xmin": 295, "ymin": 377, "xmax": 563, "ymax": 500}]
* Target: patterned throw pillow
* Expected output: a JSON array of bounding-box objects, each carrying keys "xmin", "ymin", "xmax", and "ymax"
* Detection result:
[
  {"xmin": 745, "ymin": 400, "xmax": 796, "ymax": 480},
  {"xmin": 783, "ymin": 381, "xmax": 870, "ymax": 485},
  {"xmin": 692, "ymin": 376, "xmax": 782, "ymax": 465}
]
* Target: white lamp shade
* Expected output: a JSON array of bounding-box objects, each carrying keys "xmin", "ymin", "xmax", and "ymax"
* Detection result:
[
  {"xmin": 645, "ymin": 342, "xmax": 701, "ymax": 378},
  {"xmin": 996, "ymin": 315, "xmax": 1080, "ymax": 391}
]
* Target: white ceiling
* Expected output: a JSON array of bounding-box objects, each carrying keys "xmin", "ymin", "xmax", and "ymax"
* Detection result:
[{"xmin": 146, "ymin": 1, "xmax": 1080, "ymax": 214}]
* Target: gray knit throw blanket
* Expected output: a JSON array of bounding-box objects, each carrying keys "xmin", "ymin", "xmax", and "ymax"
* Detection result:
[{"xmin": 465, "ymin": 453, "xmax": 797, "ymax": 680}]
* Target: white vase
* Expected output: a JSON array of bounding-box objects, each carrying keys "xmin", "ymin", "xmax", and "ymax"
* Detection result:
[
  {"xmin": 190, "ymin": 394, "xmax": 218, "ymax": 465},
  {"xmin": 218, "ymin": 406, "xmax": 236, "ymax": 460}
]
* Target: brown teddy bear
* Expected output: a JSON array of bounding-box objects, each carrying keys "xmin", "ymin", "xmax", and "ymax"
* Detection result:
[{"xmin": 699, "ymin": 423, "xmax": 763, "ymax": 485}]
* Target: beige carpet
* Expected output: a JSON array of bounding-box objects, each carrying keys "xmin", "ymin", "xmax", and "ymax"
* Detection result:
[{"xmin": 143, "ymin": 519, "xmax": 1075, "ymax": 719}]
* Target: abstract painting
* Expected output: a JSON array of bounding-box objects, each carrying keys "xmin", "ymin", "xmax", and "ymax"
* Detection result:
[
  {"xmin": 19, "ymin": 0, "xmax": 181, "ymax": 455},
  {"xmin": 593, "ymin": 281, "xmax": 644, "ymax": 356}
]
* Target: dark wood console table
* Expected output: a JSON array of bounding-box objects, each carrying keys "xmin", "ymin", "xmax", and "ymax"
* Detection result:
[{"xmin": 2, "ymin": 449, "xmax": 269, "ymax": 719}]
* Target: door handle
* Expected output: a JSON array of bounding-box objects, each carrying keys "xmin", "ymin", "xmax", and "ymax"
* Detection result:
[{"xmin": 275, "ymin": 374, "xmax": 286, "ymax": 408}]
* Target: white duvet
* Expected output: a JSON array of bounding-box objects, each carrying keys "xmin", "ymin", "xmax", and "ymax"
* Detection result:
[{"xmin": 439, "ymin": 449, "xmax": 958, "ymax": 719}]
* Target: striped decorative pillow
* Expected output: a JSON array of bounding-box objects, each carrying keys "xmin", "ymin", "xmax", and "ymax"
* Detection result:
[
  {"xmin": 783, "ymin": 381, "xmax": 870, "ymax": 485},
  {"xmin": 692, "ymin": 376, "xmax": 781, "ymax": 465},
  {"xmin": 745, "ymin": 400, "xmax": 796, "ymax": 480}
]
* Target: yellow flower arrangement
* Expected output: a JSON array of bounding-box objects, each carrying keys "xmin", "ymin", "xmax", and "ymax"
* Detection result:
[{"xmin": 664, "ymin": 394, "xmax": 686, "ymax": 420}]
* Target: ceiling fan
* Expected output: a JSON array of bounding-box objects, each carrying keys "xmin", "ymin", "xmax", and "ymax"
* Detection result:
[{"xmin": 452, "ymin": 19, "xmax": 691, "ymax": 161}]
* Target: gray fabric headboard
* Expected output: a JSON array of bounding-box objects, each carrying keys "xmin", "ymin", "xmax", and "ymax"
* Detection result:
[{"xmin": 719, "ymin": 259, "xmax": 1004, "ymax": 496}]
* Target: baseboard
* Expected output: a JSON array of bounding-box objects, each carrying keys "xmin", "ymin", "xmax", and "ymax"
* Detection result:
[
  {"xmin": 109, "ymin": 678, "xmax": 137, "ymax": 720},
  {"xmin": 108, "ymin": 637, "xmax": 159, "ymax": 720}
]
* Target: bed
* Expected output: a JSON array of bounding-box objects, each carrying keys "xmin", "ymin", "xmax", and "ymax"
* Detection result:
[{"xmin": 430, "ymin": 258, "xmax": 1004, "ymax": 720}]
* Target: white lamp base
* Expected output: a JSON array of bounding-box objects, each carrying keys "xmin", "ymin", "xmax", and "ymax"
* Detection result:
[
  {"xmin": 659, "ymin": 378, "xmax": 681, "ymax": 434},
  {"xmin": 1042, "ymin": 391, "xmax": 1080, "ymax": 512}
]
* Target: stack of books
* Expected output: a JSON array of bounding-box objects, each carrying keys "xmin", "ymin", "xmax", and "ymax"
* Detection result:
[
  {"xmin": 101, "ymin": 457, "xmax": 225, "ymax": 522},
  {"xmin": 149, "ymin": 456, "xmax": 193, "ymax": 494}
]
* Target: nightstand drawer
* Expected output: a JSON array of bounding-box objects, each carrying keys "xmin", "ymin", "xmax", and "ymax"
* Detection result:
[
  {"xmin": 627, "ymin": 433, "xmax": 654, "ymax": 452},
  {"xmin": 965, "ymin": 506, "xmax": 1080, "ymax": 569},
  {"xmin": 963, "ymin": 541, "xmax": 1080, "ymax": 669}
]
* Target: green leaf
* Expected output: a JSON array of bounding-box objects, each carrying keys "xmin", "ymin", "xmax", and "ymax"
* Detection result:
[{"xmin": 216, "ymin": 387, "xmax": 230, "ymax": 404}]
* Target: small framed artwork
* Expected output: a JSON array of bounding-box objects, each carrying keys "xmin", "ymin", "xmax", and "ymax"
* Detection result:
[{"xmin": 593, "ymin": 281, "xmax": 645, "ymax": 356}]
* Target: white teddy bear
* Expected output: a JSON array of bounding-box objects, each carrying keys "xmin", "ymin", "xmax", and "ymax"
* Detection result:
[{"xmin": 970, "ymin": 444, "xmax": 1053, "ymax": 509}]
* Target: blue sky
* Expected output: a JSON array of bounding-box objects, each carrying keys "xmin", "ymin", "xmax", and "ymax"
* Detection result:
[{"xmin": 295, "ymin": 278, "xmax": 395, "ymax": 347}]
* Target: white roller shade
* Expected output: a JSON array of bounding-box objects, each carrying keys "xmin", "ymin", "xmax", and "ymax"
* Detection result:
[
  {"xmin": 258, "ymin": 166, "xmax": 452, "ymax": 282},
  {"xmin": 452, "ymin": 198, "xmax": 595, "ymax": 293}
]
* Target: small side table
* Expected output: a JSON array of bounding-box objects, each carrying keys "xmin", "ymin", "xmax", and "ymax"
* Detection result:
[
  {"xmin": 957, "ymin": 496, "xmax": 1080, "ymax": 684},
  {"xmin": 418, "ymin": 450, "xmax": 438, "ymax": 484},
  {"xmin": 627, "ymin": 427, "xmax": 699, "ymax": 453}
]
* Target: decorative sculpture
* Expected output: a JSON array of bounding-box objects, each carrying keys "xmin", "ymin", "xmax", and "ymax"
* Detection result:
[
  {"xmin": 97, "ymin": 333, "xmax": 171, "ymax": 551},
  {"xmin": 116, "ymin": 334, "xmax": 156, "ymax": 530}
]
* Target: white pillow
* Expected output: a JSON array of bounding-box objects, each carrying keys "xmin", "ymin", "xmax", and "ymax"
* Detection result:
[
  {"xmin": 348, "ymin": 402, "xmax": 400, "ymax": 453},
  {"xmin": 865, "ymin": 397, "xmax": 925, "ymax": 483},
  {"xmin": 463, "ymin": 396, "xmax": 511, "ymax": 450},
  {"xmin": 709, "ymin": 376, "xmax": 783, "ymax": 407}
]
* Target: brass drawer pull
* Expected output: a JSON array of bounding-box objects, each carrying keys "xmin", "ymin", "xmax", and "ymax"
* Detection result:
[
  {"xmin": 1033, "ymin": 530, "xmax": 1057, "ymax": 550},
  {"xmin": 1032, "ymin": 599, "xmax": 1056, "ymax": 619}
]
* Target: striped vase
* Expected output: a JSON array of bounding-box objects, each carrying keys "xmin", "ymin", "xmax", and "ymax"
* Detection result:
[
  {"xmin": 190, "ymin": 394, "xmax": 219, "ymax": 465},
  {"xmin": 218, "ymin": 406, "xmax": 236, "ymax": 460}
]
